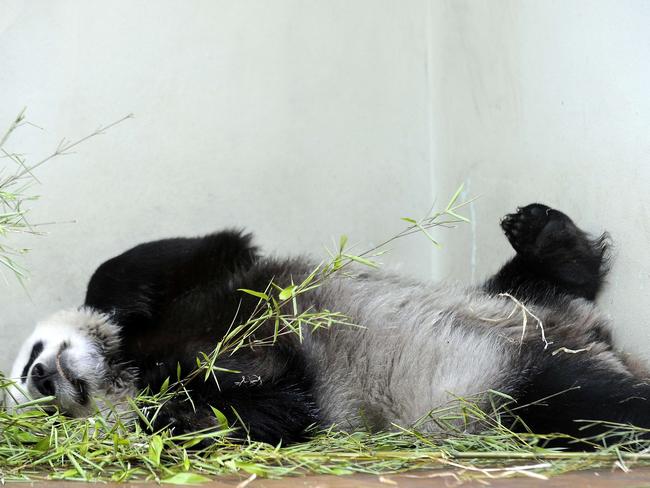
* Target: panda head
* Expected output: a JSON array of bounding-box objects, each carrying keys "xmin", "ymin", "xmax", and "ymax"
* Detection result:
[{"xmin": 4, "ymin": 307, "xmax": 133, "ymax": 417}]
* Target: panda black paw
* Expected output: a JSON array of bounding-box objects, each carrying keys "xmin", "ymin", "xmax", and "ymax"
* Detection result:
[
  {"xmin": 501, "ymin": 203, "xmax": 576, "ymax": 261},
  {"xmin": 495, "ymin": 203, "xmax": 609, "ymax": 300},
  {"xmin": 149, "ymin": 402, "xmax": 222, "ymax": 444}
]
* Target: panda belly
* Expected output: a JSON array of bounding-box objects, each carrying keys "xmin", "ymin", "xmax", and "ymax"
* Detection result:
[{"xmin": 300, "ymin": 276, "xmax": 523, "ymax": 432}]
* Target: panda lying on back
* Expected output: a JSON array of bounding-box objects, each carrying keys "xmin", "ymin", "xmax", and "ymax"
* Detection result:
[{"xmin": 6, "ymin": 204, "xmax": 650, "ymax": 445}]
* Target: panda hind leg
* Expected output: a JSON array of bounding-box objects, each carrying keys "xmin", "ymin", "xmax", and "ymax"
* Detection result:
[
  {"xmin": 511, "ymin": 352, "xmax": 650, "ymax": 449},
  {"xmin": 485, "ymin": 203, "xmax": 609, "ymax": 302}
]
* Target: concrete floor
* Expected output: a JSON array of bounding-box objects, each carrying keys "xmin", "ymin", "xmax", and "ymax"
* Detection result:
[{"xmin": 7, "ymin": 469, "xmax": 650, "ymax": 488}]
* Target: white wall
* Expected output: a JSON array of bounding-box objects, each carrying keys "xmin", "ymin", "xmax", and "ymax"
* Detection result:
[
  {"xmin": 429, "ymin": 1, "xmax": 650, "ymax": 360},
  {"xmin": 1, "ymin": 1, "xmax": 649, "ymax": 374},
  {"xmin": 0, "ymin": 0, "xmax": 435, "ymax": 373}
]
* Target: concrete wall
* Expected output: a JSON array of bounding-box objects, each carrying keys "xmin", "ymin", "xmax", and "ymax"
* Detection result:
[
  {"xmin": 1, "ymin": 0, "xmax": 649, "ymax": 373},
  {"xmin": 428, "ymin": 0, "xmax": 650, "ymax": 361},
  {"xmin": 0, "ymin": 0, "xmax": 435, "ymax": 373}
]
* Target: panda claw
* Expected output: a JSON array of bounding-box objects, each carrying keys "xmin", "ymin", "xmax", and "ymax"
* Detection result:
[{"xmin": 501, "ymin": 203, "xmax": 557, "ymax": 256}]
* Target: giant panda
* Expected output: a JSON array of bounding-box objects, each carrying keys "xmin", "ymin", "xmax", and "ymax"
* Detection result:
[{"xmin": 6, "ymin": 204, "xmax": 650, "ymax": 446}]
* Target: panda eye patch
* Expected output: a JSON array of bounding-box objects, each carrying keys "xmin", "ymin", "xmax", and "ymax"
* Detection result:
[{"xmin": 20, "ymin": 341, "xmax": 44, "ymax": 381}]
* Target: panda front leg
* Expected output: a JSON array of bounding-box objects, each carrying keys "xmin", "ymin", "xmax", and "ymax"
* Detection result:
[
  {"xmin": 152, "ymin": 373, "xmax": 319, "ymax": 445},
  {"xmin": 484, "ymin": 204, "xmax": 610, "ymax": 303}
]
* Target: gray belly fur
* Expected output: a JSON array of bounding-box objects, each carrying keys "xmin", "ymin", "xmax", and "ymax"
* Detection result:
[{"xmin": 297, "ymin": 270, "xmax": 620, "ymax": 432}]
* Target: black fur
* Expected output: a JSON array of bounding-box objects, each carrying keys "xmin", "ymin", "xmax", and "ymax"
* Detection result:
[
  {"xmin": 514, "ymin": 352, "xmax": 650, "ymax": 447},
  {"xmin": 85, "ymin": 230, "xmax": 317, "ymax": 445},
  {"xmin": 82, "ymin": 205, "xmax": 650, "ymax": 448},
  {"xmin": 484, "ymin": 203, "xmax": 609, "ymax": 302},
  {"xmin": 483, "ymin": 205, "xmax": 650, "ymax": 447},
  {"xmin": 20, "ymin": 341, "xmax": 43, "ymax": 381},
  {"xmin": 85, "ymin": 230, "xmax": 259, "ymax": 330}
]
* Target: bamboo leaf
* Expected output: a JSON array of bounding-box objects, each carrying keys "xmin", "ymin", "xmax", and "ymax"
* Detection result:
[
  {"xmin": 160, "ymin": 377, "xmax": 170, "ymax": 394},
  {"xmin": 210, "ymin": 406, "xmax": 229, "ymax": 430},
  {"xmin": 237, "ymin": 288, "xmax": 269, "ymax": 301},
  {"xmin": 445, "ymin": 183, "xmax": 465, "ymax": 210},
  {"xmin": 339, "ymin": 234, "xmax": 348, "ymax": 252},
  {"xmin": 279, "ymin": 285, "xmax": 297, "ymax": 301},
  {"xmin": 342, "ymin": 253, "xmax": 379, "ymax": 268},
  {"xmin": 148, "ymin": 435, "xmax": 163, "ymax": 466},
  {"xmin": 162, "ymin": 473, "xmax": 211, "ymax": 485}
]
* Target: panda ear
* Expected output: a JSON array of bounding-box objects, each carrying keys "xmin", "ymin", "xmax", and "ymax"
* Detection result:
[
  {"xmin": 83, "ymin": 229, "xmax": 259, "ymax": 330},
  {"xmin": 71, "ymin": 307, "xmax": 122, "ymax": 358}
]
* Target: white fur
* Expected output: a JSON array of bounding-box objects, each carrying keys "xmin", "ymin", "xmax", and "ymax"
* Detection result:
[{"xmin": 5, "ymin": 308, "xmax": 135, "ymax": 418}]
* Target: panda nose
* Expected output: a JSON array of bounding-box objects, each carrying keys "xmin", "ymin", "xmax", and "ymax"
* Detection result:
[{"xmin": 31, "ymin": 363, "xmax": 56, "ymax": 396}]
